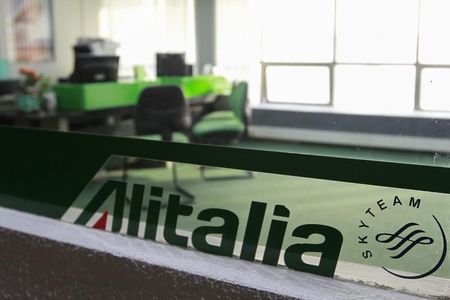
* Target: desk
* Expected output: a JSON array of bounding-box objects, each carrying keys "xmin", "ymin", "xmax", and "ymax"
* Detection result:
[
  {"xmin": 0, "ymin": 105, "xmax": 134, "ymax": 132},
  {"xmin": 53, "ymin": 76, "xmax": 231, "ymax": 111},
  {"xmin": 0, "ymin": 94, "xmax": 217, "ymax": 132},
  {"xmin": 0, "ymin": 76, "xmax": 231, "ymax": 132}
]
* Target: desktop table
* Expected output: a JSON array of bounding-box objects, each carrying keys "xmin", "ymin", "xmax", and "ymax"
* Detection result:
[
  {"xmin": 53, "ymin": 76, "xmax": 231, "ymax": 112},
  {"xmin": 0, "ymin": 104, "xmax": 135, "ymax": 131},
  {"xmin": 0, "ymin": 76, "xmax": 231, "ymax": 132}
]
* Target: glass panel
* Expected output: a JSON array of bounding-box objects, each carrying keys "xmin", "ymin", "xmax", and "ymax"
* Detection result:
[
  {"xmin": 336, "ymin": 0, "xmax": 419, "ymax": 63},
  {"xmin": 60, "ymin": 155, "xmax": 450, "ymax": 298},
  {"xmin": 418, "ymin": 0, "xmax": 450, "ymax": 64},
  {"xmin": 2, "ymin": 127, "xmax": 450, "ymax": 298},
  {"xmin": 334, "ymin": 65, "xmax": 416, "ymax": 114},
  {"xmin": 261, "ymin": 0, "xmax": 334, "ymax": 62},
  {"xmin": 420, "ymin": 68, "xmax": 450, "ymax": 111},
  {"xmin": 266, "ymin": 66, "xmax": 330, "ymax": 104}
]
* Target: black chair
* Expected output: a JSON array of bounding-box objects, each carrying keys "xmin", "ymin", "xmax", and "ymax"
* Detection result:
[{"xmin": 123, "ymin": 85, "xmax": 194, "ymax": 201}]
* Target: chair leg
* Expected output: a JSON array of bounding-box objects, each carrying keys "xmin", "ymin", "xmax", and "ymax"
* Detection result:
[
  {"xmin": 121, "ymin": 157, "xmax": 133, "ymax": 203},
  {"xmin": 122, "ymin": 158, "xmax": 194, "ymax": 204},
  {"xmin": 199, "ymin": 165, "xmax": 254, "ymax": 181},
  {"xmin": 172, "ymin": 162, "xmax": 195, "ymax": 203},
  {"xmin": 122, "ymin": 157, "xmax": 128, "ymax": 181}
]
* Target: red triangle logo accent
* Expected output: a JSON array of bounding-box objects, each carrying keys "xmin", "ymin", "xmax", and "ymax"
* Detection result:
[{"xmin": 93, "ymin": 211, "xmax": 108, "ymax": 230}]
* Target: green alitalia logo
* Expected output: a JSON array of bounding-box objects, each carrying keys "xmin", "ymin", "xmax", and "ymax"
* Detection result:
[{"xmin": 61, "ymin": 180, "xmax": 344, "ymax": 277}]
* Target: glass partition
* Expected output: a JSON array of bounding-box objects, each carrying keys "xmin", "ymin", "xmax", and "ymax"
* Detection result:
[{"xmin": 0, "ymin": 127, "xmax": 449, "ymax": 298}]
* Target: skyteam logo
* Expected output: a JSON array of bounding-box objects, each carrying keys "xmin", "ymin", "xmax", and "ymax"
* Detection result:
[
  {"xmin": 357, "ymin": 196, "xmax": 447, "ymax": 279},
  {"xmin": 62, "ymin": 179, "xmax": 344, "ymax": 278}
]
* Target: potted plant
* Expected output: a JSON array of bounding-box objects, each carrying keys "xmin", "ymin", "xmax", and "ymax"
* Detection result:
[{"xmin": 17, "ymin": 67, "xmax": 54, "ymax": 113}]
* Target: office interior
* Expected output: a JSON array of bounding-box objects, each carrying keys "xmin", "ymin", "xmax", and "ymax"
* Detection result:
[
  {"xmin": 1, "ymin": 1, "xmax": 450, "ymax": 297},
  {"xmin": 1, "ymin": 0, "xmax": 450, "ymax": 157}
]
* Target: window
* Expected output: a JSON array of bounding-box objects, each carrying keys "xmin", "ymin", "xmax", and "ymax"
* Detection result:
[
  {"xmin": 215, "ymin": 0, "xmax": 262, "ymax": 105},
  {"xmin": 334, "ymin": 65, "xmax": 416, "ymax": 113},
  {"xmin": 98, "ymin": 0, "xmax": 196, "ymax": 77},
  {"xmin": 418, "ymin": 0, "xmax": 450, "ymax": 64},
  {"xmin": 265, "ymin": 65, "xmax": 330, "ymax": 104},
  {"xmin": 333, "ymin": 0, "xmax": 418, "ymax": 113},
  {"xmin": 261, "ymin": 0, "xmax": 334, "ymax": 63},
  {"xmin": 335, "ymin": 0, "xmax": 418, "ymax": 64},
  {"xmin": 260, "ymin": 0, "xmax": 334, "ymax": 105},
  {"xmin": 216, "ymin": 0, "xmax": 450, "ymax": 115},
  {"xmin": 420, "ymin": 68, "xmax": 450, "ymax": 111}
]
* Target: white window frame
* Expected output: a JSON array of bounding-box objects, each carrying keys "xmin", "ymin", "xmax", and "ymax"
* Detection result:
[{"xmin": 260, "ymin": 0, "xmax": 450, "ymax": 114}]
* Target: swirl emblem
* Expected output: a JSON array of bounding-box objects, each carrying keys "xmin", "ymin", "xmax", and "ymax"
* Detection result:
[
  {"xmin": 375, "ymin": 222, "xmax": 434, "ymax": 259},
  {"xmin": 376, "ymin": 215, "xmax": 447, "ymax": 279}
]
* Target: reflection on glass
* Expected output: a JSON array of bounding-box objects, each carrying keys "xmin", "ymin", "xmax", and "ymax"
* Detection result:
[
  {"xmin": 266, "ymin": 66, "xmax": 330, "ymax": 104},
  {"xmin": 334, "ymin": 65, "xmax": 416, "ymax": 114}
]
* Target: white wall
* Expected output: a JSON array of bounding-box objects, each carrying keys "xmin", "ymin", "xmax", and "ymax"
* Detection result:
[{"xmin": 0, "ymin": 0, "xmax": 103, "ymax": 79}]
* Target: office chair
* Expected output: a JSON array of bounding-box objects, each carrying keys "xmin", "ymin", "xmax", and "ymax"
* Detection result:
[
  {"xmin": 192, "ymin": 81, "xmax": 253, "ymax": 180},
  {"xmin": 123, "ymin": 85, "xmax": 194, "ymax": 201}
]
